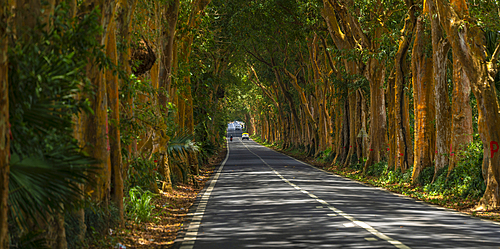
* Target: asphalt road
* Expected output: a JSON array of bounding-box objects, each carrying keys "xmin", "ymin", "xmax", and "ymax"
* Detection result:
[
  {"xmin": 227, "ymin": 130, "xmax": 243, "ymax": 138},
  {"xmin": 174, "ymin": 137, "xmax": 500, "ymax": 249}
]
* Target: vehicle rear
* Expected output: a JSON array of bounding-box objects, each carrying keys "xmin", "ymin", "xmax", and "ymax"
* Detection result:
[{"xmin": 242, "ymin": 133, "xmax": 249, "ymax": 140}]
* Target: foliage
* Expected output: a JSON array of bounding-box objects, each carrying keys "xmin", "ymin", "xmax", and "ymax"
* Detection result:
[
  {"xmin": 119, "ymin": 75, "xmax": 175, "ymax": 150},
  {"xmin": 124, "ymin": 187, "xmax": 158, "ymax": 223},
  {"xmin": 126, "ymin": 157, "xmax": 159, "ymax": 192},
  {"xmin": 365, "ymin": 161, "xmax": 387, "ymax": 177},
  {"xmin": 424, "ymin": 141, "xmax": 485, "ymax": 199},
  {"xmin": 7, "ymin": 229, "xmax": 48, "ymax": 249},
  {"xmin": 7, "ymin": 4, "xmax": 104, "ymax": 233},
  {"xmin": 84, "ymin": 201, "xmax": 121, "ymax": 245}
]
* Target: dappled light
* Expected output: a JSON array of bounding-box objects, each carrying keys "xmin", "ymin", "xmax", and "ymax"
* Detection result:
[
  {"xmin": 2, "ymin": 0, "xmax": 500, "ymax": 248},
  {"xmin": 174, "ymin": 141, "xmax": 500, "ymax": 248}
]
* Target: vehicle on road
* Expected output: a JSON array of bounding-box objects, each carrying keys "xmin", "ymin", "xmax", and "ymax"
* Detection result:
[{"xmin": 242, "ymin": 133, "xmax": 249, "ymax": 140}]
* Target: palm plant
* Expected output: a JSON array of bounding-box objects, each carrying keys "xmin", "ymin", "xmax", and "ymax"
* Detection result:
[
  {"xmin": 7, "ymin": 5, "xmax": 104, "ymax": 245},
  {"xmin": 166, "ymin": 133, "xmax": 199, "ymax": 183}
]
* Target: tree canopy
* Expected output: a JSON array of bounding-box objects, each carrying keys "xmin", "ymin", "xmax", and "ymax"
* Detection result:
[{"xmin": 1, "ymin": 0, "xmax": 500, "ymax": 247}]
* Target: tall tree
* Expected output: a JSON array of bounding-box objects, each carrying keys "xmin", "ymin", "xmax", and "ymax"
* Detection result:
[
  {"xmin": 105, "ymin": 7, "xmax": 124, "ymax": 222},
  {"xmin": 393, "ymin": 0, "xmax": 416, "ymax": 171},
  {"xmin": 432, "ymin": 0, "xmax": 500, "ymax": 208},
  {"xmin": 427, "ymin": 0, "xmax": 452, "ymax": 180},
  {"xmin": 411, "ymin": 16, "xmax": 436, "ymax": 183},
  {"xmin": 449, "ymin": 55, "xmax": 473, "ymax": 171},
  {"xmin": 0, "ymin": 1, "xmax": 11, "ymax": 247}
]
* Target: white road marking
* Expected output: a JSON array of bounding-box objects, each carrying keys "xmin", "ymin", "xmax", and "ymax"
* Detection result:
[
  {"xmin": 240, "ymin": 141, "xmax": 411, "ymax": 249},
  {"xmin": 179, "ymin": 141, "xmax": 230, "ymax": 249}
]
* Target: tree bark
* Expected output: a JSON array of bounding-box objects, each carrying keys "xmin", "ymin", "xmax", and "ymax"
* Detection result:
[
  {"xmin": 428, "ymin": 0, "xmax": 452, "ymax": 181},
  {"xmin": 364, "ymin": 58, "xmax": 387, "ymax": 170},
  {"xmin": 432, "ymin": 0, "xmax": 500, "ymax": 209},
  {"xmin": 394, "ymin": 0, "xmax": 416, "ymax": 171},
  {"xmin": 82, "ymin": 0, "xmax": 115, "ymax": 204},
  {"xmin": 159, "ymin": 0, "xmax": 180, "ymax": 107},
  {"xmin": 449, "ymin": 56, "xmax": 473, "ymax": 172},
  {"xmin": 411, "ymin": 17, "xmax": 436, "ymax": 183},
  {"xmin": 387, "ymin": 74, "xmax": 398, "ymax": 170},
  {"xmin": 106, "ymin": 13, "xmax": 124, "ymax": 223},
  {"xmin": 0, "ymin": 1, "xmax": 10, "ymax": 247}
]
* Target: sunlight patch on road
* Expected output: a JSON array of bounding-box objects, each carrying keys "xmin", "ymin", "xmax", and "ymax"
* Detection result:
[
  {"xmin": 179, "ymin": 142, "xmax": 230, "ymax": 249},
  {"xmin": 240, "ymin": 140, "xmax": 411, "ymax": 249}
]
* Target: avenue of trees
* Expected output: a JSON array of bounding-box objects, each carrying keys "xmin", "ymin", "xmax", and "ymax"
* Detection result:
[
  {"xmin": 0, "ymin": 0, "xmax": 500, "ymax": 247},
  {"xmin": 212, "ymin": 0, "xmax": 500, "ymax": 211},
  {"xmin": 0, "ymin": 0, "xmax": 234, "ymax": 247}
]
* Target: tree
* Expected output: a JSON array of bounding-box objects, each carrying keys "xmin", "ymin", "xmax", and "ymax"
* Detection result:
[
  {"xmin": 411, "ymin": 16, "xmax": 436, "ymax": 183},
  {"xmin": 0, "ymin": 1, "xmax": 11, "ymax": 247},
  {"xmin": 432, "ymin": 0, "xmax": 500, "ymax": 209}
]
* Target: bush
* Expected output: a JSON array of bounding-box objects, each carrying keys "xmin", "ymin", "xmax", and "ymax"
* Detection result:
[
  {"xmin": 417, "ymin": 166, "xmax": 435, "ymax": 186},
  {"xmin": 125, "ymin": 187, "xmax": 158, "ymax": 223},
  {"xmin": 365, "ymin": 161, "xmax": 387, "ymax": 176},
  {"xmin": 380, "ymin": 165, "xmax": 413, "ymax": 184},
  {"xmin": 84, "ymin": 201, "xmax": 120, "ymax": 241},
  {"xmin": 316, "ymin": 147, "xmax": 335, "ymax": 163},
  {"xmin": 424, "ymin": 141, "xmax": 485, "ymax": 199},
  {"xmin": 126, "ymin": 157, "xmax": 159, "ymax": 192}
]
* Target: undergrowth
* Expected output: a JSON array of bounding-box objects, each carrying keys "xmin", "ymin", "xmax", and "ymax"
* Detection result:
[{"xmin": 125, "ymin": 186, "xmax": 158, "ymax": 224}]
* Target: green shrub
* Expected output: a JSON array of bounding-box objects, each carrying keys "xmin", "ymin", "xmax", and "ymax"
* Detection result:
[
  {"xmin": 125, "ymin": 187, "xmax": 158, "ymax": 223},
  {"xmin": 126, "ymin": 157, "xmax": 159, "ymax": 192},
  {"xmin": 417, "ymin": 166, "xmax": 435, "ymax": 186},
  {"xmin": 365, "ymin": 161, "xmax": 387, "ymax": 176},
  {"xmin": 424, "ymin": 141, "xmax": 485, "ymax": 198},
  {"xmin": 84, "ymin": 201, "xmax": 120, "ymax": 241}
]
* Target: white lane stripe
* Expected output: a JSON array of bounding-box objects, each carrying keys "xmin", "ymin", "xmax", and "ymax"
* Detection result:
[
  {"xmin": 179, "ymin": 141, "xmax": 230, "ymax": 249},
  {"xmin": 240, "ymin": 141, "xmax": 411, "ymax": 249}
]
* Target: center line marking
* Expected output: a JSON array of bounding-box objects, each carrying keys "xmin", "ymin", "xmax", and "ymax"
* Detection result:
[{"xmin": 241, "ymin": 140, "xmax": 411, "ymax": 249}]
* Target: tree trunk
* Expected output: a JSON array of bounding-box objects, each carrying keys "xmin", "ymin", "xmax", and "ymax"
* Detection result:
[
  {"xmin": 364, "ymin": 59, "xmax": 387, "ymax": 170},
  {"xmin": 105, "ymin": 14, "xmax": 124, "ymax": 223},
  {"xmin": 428, "ymin": 0, "xmax": 452, "ymax": 181},
  {"xmin": 343, "ymin": 91, "xmax": 356, "ymax": 167},
  {"xmin": 394, "ymin": 2, "xmax": 416, "ymax": 171},
  {"xmin": 387, "ymin": 74, "xmax": 398, "ymax": 170},
  {"xmin": 449, "ymin": 56, "xmax": 473, "ymax": 172},
  {"xmin": 432, "ymin": 0, "xmax": 500, "ymax": 209},
  {"xmin": 117, "ymin": 0, "xmax": 137, "ymax": 178},
  {"xmin": 0, "ymin": 1, "xmax": 10, "ymax": 246},
  {"xmin": 159, "ymin": 152, "xmax": 173, "ymax": 192},
  {"xmin": 411, "ymin": 17, "xmax": 436, "ymax": 183},
  {"xmin": 82, "ymin": 0, "xmax": 115, "ymax": 204},
  {"xmin": 159, "ymin": 0, "xmax": 180, "ymax": 107}
]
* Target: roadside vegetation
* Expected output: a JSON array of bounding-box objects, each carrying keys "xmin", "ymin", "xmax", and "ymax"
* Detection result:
[{"xmin": 2, "ymin": 0, "xmax": 500, "ymax": 248}]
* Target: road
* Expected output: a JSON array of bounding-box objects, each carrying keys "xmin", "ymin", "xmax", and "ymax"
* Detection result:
[
  {"xmin": 227, "ymin": 130, "xmax": 243, "ymax": 138},
  {"xmin": 174, "ymin": 137, "xmax": 500, "ymax": 248}
]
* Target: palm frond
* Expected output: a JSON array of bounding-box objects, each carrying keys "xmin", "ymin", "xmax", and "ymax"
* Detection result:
[
  {"xmin": 166, "ymin": 133, "xmax": 199, "ymax": 158},
  {"xmin": 9, "ymin": 150, "xmax": 97, "ymax": 230}
]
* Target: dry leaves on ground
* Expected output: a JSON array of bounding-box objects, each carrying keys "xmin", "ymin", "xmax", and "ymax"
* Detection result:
[{"xmin": 113, "ymin": 148, "xmax": 226, "ymax": 248}]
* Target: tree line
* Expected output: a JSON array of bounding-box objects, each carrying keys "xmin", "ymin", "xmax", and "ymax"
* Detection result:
[
  {"xmin": 0, "ymin": 0, "xmax": 231, "ymax": 248},
  {"xmin": 212, "ymin": 0, "xmax": 500, "ymax": 211},
  {"xmin": 1, "ymin": 0, "xmax": 499, "ymax": 247}
]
